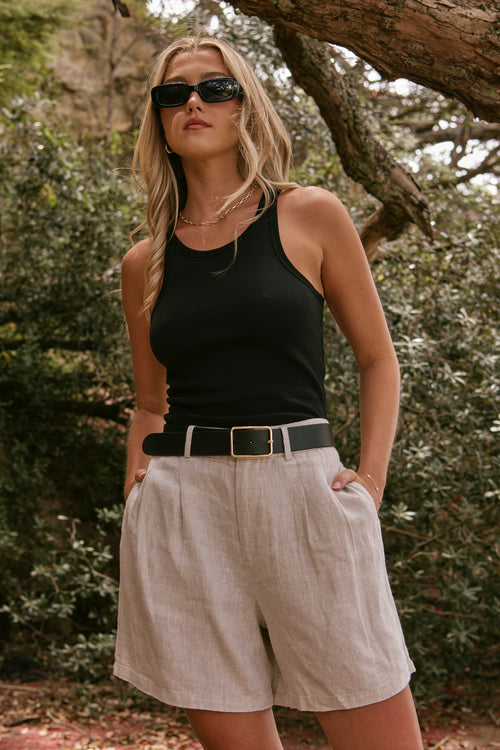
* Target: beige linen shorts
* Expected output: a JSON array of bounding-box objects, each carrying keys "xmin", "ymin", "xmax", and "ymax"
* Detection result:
[{"xmin": 114, "ymin": 418, "xmax": 415, "ymax": 712}]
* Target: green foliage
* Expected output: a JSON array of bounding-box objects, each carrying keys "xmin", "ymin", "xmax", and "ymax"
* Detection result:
[
  {"xmin": 1, "ymin": 510, "xmax": 120, "ymax": 678},
  {"xmin": 0, "ymin": 0, "xmax": 80, "ymax": 107},
  {"xmin": 0, "ymin": 103, "xmax": 139, "ymax": 672},
  {"xmin": 0, "ymin": 1, "xmax": 498, "ymax": 708},
  {"xmin": 2, "ymin": 103, "xmax": 498, "ymax": 705},
  {"xmin": 326, "ymin": 190, "xmax": 500, "ymax": 705},
  {"xmin": 0, "ymin": 102, "xmax": 137, "ymax": 407}
]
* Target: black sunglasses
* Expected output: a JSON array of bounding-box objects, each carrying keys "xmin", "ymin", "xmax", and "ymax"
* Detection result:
[{"xmin": 151, "ymin": 77, "xmax": 243, "ymax": 108}]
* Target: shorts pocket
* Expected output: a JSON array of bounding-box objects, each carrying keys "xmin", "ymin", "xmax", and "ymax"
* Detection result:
[
  {"xmin": 121, "ymin": 457, "xmax": 161, "ymax": 530},
  {"xmin": 349, "ymin": 480, "xmax": 379, "ymax": 512},
  {"xmin": 125, "ymin": 481, "xmax": 141, "ymax": 506},
  {"xmin": 293, "ymin": 447, "xmax": 345, "ymax": 550},
  {"xmin": 129, "ymin": 457, "xmax": 160, "ymax": 501},
  {"xmin": 295, "ymin": 450, "xmax": 382, "ymax": 556},
  {"xmin": 141, "ymin": 455, "xmax": 159, "ymax": 484}
]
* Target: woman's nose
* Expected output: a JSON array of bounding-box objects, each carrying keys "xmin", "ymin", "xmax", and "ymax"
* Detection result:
[{"xmin": 186, "ymin": 91, "xmax": 203, "ymax": 110}]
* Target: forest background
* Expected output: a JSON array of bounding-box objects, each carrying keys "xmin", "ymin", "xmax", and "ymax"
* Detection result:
[{"xmin": 0, "ymin": 0, "xmax": 498, "ymax": 716}]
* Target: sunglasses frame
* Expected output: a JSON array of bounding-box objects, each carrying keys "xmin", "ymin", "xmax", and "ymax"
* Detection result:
[{"xmin": 151, "ymin": 77, "xmax": 243, "ymax": 108}]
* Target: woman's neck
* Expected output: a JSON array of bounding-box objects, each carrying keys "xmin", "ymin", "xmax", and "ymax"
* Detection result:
[{"xmin": 180, "ymin": 158, "xmax": 246, "ymax": 222}]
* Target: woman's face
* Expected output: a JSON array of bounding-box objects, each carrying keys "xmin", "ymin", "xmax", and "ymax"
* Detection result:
[{"xmin": 159, "ymin": 48, "xmax": 241, "ymax": 163}]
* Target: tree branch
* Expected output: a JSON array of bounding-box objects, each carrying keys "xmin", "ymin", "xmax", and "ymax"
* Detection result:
[
  {"xmin": 436, "ymin": 143, "xmax": 500, "ymax": 186},
  {"xmin": 231, "ymin": 0, "xmax": 500, "ymax": 122},
  {"xmin": 110, "ymin": 0, "xmax": 130, "ymax": 17},
  {"xmin": 398, "ymin": 122, "xmax": 500, "ymax": 146},
  {"xmin": 273, "ymin": 26, "xmax": 433, "ymax": 258}
]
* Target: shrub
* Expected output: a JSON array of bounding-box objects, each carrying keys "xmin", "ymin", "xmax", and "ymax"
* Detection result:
[
  {"xmin": 0, "ymin": 104, "xmax": 498, "ymax": 705},
  {"xmin": 0, "ymin": 104, "xmax": 137, "ymax": 673},
  {"xmin": 326, "ymin": 202, "xmax": 499, "ymax": 704}
]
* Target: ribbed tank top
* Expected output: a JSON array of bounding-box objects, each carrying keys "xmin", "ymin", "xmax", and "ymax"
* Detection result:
[{"xmin": 149, "ymin": 194, "xmax": 326, "ymax": 427}]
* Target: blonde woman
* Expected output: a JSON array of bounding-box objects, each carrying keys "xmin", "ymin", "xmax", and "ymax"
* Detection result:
[{"xmin": 114, "ymin": 35, "xmax": 424, "ymax": 750}]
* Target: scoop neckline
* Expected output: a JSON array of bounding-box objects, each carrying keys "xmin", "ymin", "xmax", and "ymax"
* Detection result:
[{"xmin": 173, "ymin": 192, "xmax": 266, "ymax": 255}]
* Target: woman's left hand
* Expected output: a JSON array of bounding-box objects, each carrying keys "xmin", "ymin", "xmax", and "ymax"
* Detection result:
[{"xmin": 332, "ymin": 468, "xmax": 382, "ymax": 510}]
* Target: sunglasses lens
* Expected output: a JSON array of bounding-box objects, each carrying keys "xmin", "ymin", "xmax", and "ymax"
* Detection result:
[
  {"xmin": 153, "ymin": 83, "xmax": 190, "ymax": 107},
  {"xmin": 200, "ymin": 78, "xmax": 240, "ymax": 102}
]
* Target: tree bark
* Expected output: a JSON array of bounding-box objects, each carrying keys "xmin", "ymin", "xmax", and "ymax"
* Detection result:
[
  {"xmin": 397, "ymin": 122, "xmax": 500, "ymax": 145},
  {"xmin": 231, "ymin": 0, "xmax": 500, "ymax": 122},
  {"xmin": 274, "ymin": 26, "xmax": 433, "ymax": 257}
]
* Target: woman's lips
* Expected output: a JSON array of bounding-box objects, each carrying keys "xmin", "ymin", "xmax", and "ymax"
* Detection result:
[{"xmin": 185, "ymin": 119, "xmax": 209, "ymax": 129}]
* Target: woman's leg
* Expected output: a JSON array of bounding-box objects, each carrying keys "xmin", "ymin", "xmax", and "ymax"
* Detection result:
[
  {"xmin": 184, "ymin": 707, "xmax": 284, "ymax": 750},
  {"xmin": 316, "ymin": 686, "xmax": 423, "ymax": 750}
]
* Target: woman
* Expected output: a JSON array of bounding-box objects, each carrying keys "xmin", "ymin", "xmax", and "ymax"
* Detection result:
[{"xmin": 113, "ymin": 35, "xmax": 424, "ymax": 750}]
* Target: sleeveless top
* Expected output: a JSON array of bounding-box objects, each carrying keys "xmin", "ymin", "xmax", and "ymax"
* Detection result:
[{"xmin": 149, "ymin": 194, "xmax": 327, "ymax": 428}]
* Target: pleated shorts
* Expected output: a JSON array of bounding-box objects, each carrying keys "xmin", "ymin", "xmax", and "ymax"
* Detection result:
[{"xmin": 113, "ymin": 418, "xmax": 415, "ymax": 712}]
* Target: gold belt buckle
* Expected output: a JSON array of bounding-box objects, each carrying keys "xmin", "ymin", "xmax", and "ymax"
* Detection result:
[{"xmin": 230, "ymin": 426, "xmax": 274, "ymax": 458}]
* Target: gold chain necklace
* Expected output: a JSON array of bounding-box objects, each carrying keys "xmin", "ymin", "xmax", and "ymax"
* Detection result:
[{"xmin": 178, "ymin": 185, "xmax": 257, "ymax": 226}]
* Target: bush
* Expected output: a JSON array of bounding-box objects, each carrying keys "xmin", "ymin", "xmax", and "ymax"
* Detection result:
[
  {"xmin": 0, "ymin": 104, "xmax": 138, "ymax": 674},
  {"xmin": 0, "ymin": 104, "xmax": 498, "ymax": 706},
  {"xmin": 326, "ymin": 196, "xmax": 499, "ymax": 705}
]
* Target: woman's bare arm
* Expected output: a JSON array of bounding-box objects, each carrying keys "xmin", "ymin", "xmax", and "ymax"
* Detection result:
[
  {"xmin": 121, "ymin": 239, "xmax": 166, "ymax": 500},
  {"xmin": 279, "ymin": 187, "xmax": 400, "ymax": 506}
]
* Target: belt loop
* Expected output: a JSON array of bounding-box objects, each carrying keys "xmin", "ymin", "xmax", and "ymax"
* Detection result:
[
  {"xmin": 184, "ymin": 425, "xmax": 195, "ymax": 457},
  {"xmin": 280, "ymin": 425, "xmax": 293, "ymax": 461}
]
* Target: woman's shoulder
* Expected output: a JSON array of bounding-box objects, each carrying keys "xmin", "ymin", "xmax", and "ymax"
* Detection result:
[
  {"xmin": 278, "ymin": 186, "xmax": 350, "ymax": 238},
  {"xmin": 279, "ymin": 185, "xmax": 346, "ymax": 219},
  {"xmin": 123, "ymin": 237, "xmax": 153, "ymax": 264},
  {"xmin": 122, "ymin": 237, "xmax": 153, "ymax": 276},
  {"xmin": 121, "ymin": 238, "xmax": 153, "ymax": 303}
]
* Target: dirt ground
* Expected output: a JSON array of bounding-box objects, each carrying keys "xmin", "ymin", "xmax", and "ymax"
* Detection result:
[{"xmin": 0, "ymin": 679, "xmax": 499, "ymax": 750}]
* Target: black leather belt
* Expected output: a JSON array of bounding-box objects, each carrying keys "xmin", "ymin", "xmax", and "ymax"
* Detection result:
[{"xmin": 142, "ymin": 422, "xmax": 334, "ymax": 457}]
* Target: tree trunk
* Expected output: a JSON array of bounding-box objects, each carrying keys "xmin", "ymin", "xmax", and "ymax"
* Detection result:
[{"xmin": 231, "ymin": 0, "xmax": 500, "ymax": 122}]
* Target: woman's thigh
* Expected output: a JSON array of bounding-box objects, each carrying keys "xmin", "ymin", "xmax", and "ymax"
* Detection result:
[
  {"xmin": 183, "ymin": 707, "xmax": 284, "ymax": 750},
  {"xmin": 316, "ymin": 686, "xmax": 423, "ymax": 750}
]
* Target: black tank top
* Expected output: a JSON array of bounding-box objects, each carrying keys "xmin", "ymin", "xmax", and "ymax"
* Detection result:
[{"xmin": 149, "ymin": 194, "xmax": 326, "ymax": 427}]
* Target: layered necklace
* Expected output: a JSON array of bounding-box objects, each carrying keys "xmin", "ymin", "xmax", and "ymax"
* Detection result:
[{"xmin": 178, "ymin": 185, "xmax": 257, "ymax": 226}]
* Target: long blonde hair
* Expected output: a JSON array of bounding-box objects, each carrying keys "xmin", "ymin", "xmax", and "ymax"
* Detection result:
[{"xmin": 133, "ymin": 35, "xmax": 297, "ymax": 318}]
